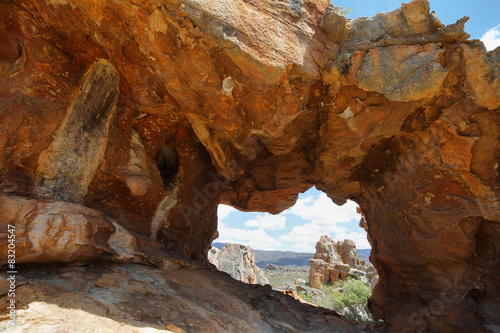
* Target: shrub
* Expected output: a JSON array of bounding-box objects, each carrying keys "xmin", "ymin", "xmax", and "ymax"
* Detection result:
[
  {"xmin": 300, "ymin": 279, "xmax": 377, "ymax": 323},
  {"xmin": 339, "ymin": 7, "xmax": 352, "ymax": 16},
  {"xmin": 327, "ymin": 279, "xmax": 371, "ymax": 311}
]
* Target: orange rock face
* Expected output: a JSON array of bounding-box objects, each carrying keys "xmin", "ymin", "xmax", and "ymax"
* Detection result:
[
  {"xmin": 0, "ymin": 0, "xmax": 499, "ymax": 331},
  {"xmin": 309, "ymin": 236, "xmax": 360, "ymax": 288}
]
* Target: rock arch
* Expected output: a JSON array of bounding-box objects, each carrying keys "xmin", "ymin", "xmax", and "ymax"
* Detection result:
[{"xmin": 0, "ymin": 0, "xmax": 498, "ymax": 331}]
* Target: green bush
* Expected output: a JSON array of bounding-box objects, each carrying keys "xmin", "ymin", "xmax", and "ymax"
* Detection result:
[
  {"xmin": 328, "ymin": 279, "xmax": 371, "ymax": 311},
  {"xmin": 339, "ymin": 7, "xmax": 352, "ymax": 16},
  {"xmin": 300, "ymin": 279, "xmax": 377, "ymax": 323}
]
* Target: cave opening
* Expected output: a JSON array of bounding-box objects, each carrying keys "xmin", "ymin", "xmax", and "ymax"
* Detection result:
[
  {"xmin": 156, "ymin": 145, "xmax": 179, "ymax": 186},
  {"xmin": 214, "ymin": 187, "xmax": 368, "ymax": 253},
  {"xmin": 211, "ymin": 187, "xmax": 377, "ymax": 323}
]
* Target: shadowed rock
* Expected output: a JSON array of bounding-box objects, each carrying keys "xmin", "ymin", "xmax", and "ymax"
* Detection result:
[{"xmin": 36, "ymin": 59, "xmax": 119, "ymax": 202}]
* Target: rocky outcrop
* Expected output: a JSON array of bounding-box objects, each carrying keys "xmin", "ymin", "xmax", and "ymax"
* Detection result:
[
  {"xmin": 0, "ymin": 261, "xmax": 365, "ymax": 333},
  {"xmin": 208, "ymin": 244, "xmax": 269, "ymax": 286},
  {"xmin": 265, "ymin": 264, "xmax": 280, "ymax": 270},
  {"xmin": 0, "ymin": 194, "xmax": 137, "ymax": 264},
  {"xmin": 309, "ymin": 236, "xmax": 363, "ymax": 288},
  {"xmin": 1, "ymin": 0, "xmax": 499, "ymax": 331},
  {"xmin": 336, "ymin": 239, "xmax": 361, "ymax": 269},
  {"xmin": 296, "ymin": 285, "xmax": 326, "ymax": 303}
]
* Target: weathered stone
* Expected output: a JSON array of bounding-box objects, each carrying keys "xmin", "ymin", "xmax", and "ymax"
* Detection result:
[
  {"xmin": 353, "ymin": 44, "xmax": 447, "ymax": 102},
  {"xmin": 461, "ymin": 43, "xmax": 500, "ymax": 110},
  {"xmin": 322, "ymin": 0, "xmax": 445, "ymax": 47},
  {"xmin": 207, "ymin": 246, "xmax": 220, "ymax": 267},
  {"xmin": 0, "ymin": 0, "xmax": 499, "ymax": 331},
  {"xmin": 208, "ymin": 244, "xmax": 269, "ymax": 286},
  {"xmin": 337, "ymin": 239, "xmax": 361, "ymax": 268},
  {"xmin": 0, "ymin": 263, "xmax": 360, "ymax": 333},
  {"xmin": 349, "ymin": 269, "xmax": 366, "ymax": 278},
  {"xmin": 342, "ymin": 304, "xmax": 370, "ymax": 323},
  {"xmin": 0, "ymin": 194, "xmax": 136, "ymax": 264},
  {"xmin": 265, "ymin": 263, "xmax": 280, "ymax": 270},
  {"xmin": 296, "ymin": 284, "xmax": 326, "ymax": 303},
  {"xmin": 313, "ymin": 235, "xmax": 344, "ymax": 263},
  {"xmin": 370, "ymin": 275, "xmax": 379, "ymax": 292},
  {"xmin": 294, "ymin": 278, "xmax": 307, "ymax": 284},
  {"xmin": 309, "ymin": 236, "xmax": 361, "ymax": 288},
  {"xmin": 309, "ymin": 258, "xmax": 328, "ymax": 289},
  {"xmin": 366, "ymin": 266, "xmax": 378, "ymax": 280},
  {"xmin": 35, "ymin": 59, "xmax": 119, "ymax": 202}
]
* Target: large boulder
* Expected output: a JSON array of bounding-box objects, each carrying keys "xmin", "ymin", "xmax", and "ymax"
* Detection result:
[
  {"xmin": 208, "ymin": 244, "xmax": 269, "ymax": 286},
  {"xmin": 342, "ymin": 304, "xmax": 371, "ymax": 324}
]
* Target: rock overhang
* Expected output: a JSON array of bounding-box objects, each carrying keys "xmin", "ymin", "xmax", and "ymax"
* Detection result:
[{"xmin": 0, "ymin": 0, "xmax": 499, "ymax": 331}]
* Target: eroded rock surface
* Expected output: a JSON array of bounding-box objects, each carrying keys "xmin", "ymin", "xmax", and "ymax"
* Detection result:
[
  {"xmin": 0, "ymin": 194, "xmax": 137, "ymax": 264},
  {"xmin": 1, "ymin": 0, "xmax": 499, "ymax": 331},
  {"xmin": 309, "ymin": 236, "xmax": 363, "ymax": 288},
  {"xmin": 0, "ymin": 262, "xmax": 364, "ymax": 333},
  {"xmin": 208, "ymin": 244, "xmax": 269, "ymax": 286}
]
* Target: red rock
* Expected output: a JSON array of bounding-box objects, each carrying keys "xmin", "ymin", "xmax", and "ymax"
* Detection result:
[
  {"xmin": 0, "ymin": 0, "xmax": 499, "ymax": 331},
  {"xmin": 0, "ymin": 194, "xmax": 137, "ymax": 264}
]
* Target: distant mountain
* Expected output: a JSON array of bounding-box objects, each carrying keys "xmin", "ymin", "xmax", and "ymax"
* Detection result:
[
  {"xmin": 212, "ymin": 243, "xmax": 313, "ymax": 267},
  {"xmin": 212, "ymin": 242, "xmax": 229, "ymax": 250},
  {"xmin": 357, "ymin": 249, "xmax": 371, "ymax": 257},
  {"xmin": 212, "ymin": 243, "xmax": 372, "ymax": 268},
  {"xmin": 356, "ymin": 249, "xmax": 371, "ymax": 265},
  {"xmin": 253, "ymin": 250, "xmax": 314, "ymax": 268}
]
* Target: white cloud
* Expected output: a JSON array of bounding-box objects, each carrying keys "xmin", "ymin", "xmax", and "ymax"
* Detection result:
[
  {"xmin": 216, "ymin": 221, "xmax": 281, "ymax": 250},
  {"xmin": 279, "ymin": 222, "xmax": 346, "ymax": 252},
  {"xmin": 481, "ymin": 25, "xmax": 500, "ymax": 51},
  {"xmin": 279, "ymin": 194, "xmax": 368, "ymax": 252},
  {"xmin": 217, "ymin": 204, "xmax": 238, "ymax": 221},
  {"xmin": 335, "ymin": 231, "xmax": 371, "ymax": 250},
  {"xmin": 279, "ymin": 222, "xmax": 370, "ymax": 253},
  {"xmin": 244, "ymin": 214, "xmax": 286, "ymax": 230},
  {"xmin": 216, "ymin": 192, "xmax": 369, "ymax": 252},
  {"xmin": 287, "ymin": 193, "xmax": 360, "ymax": 225}
]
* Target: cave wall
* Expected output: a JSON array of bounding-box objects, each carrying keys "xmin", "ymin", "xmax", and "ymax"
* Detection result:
[{"xmin": 0, "ymin": 0, "xmax": 499, "ymax": 331}]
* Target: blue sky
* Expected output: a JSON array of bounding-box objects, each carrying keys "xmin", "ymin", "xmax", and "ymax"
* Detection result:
[
  {"xmin": 216, "ymin": 189, "xmax": 366, "ymax": 252},
  {"xmin": 214, "ymin": 0, "xmax": 499, "ymax": 253}
]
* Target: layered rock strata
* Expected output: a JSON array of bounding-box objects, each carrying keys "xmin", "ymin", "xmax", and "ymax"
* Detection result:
[
  {"xmin": 0, "ymin": 261, "xmax": 366, "ymax": 333},
  {"xmin": 0, "ymin": 0, "xmax": 499, "ymax": 331}
]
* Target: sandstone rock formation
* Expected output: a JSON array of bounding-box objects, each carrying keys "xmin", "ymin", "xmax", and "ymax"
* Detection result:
[
  {"xmin": 0, "ymin": 262, "xmax": 365, "ymax": 333},
  {"xmin": 208, "ymin": 244, "xmax": 269, "ymax": 286},
  {"xmin": 1, "ymin": 0, "xmax": 499, "ymax": 331},
  {"xmin": 309, "ymin": 235, "xmax": 362, "ymax": 288}
]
